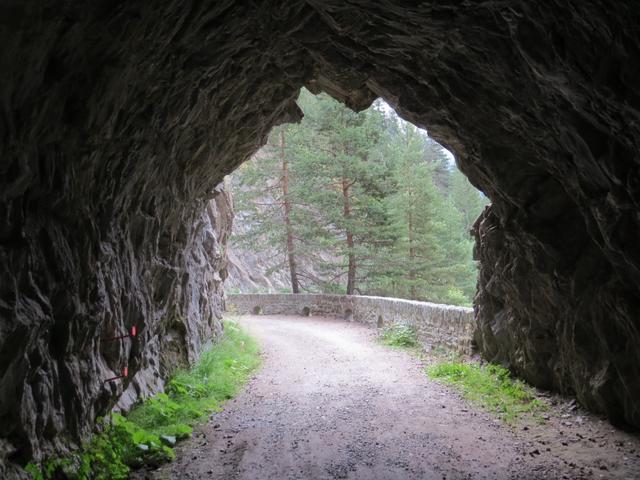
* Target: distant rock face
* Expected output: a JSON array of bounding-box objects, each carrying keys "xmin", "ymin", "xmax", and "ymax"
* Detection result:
[
  {"xmin": 1, "ymin": 0, "xmax": 639, "ymax": 473},
  {"xmin": 225, "ymin": 246, "xmax": 290, "ymax": 294},
  {"xmin": 224, "ymin": 176, "xmax": 333, "ymax": 294},
  {"xmin": 224, "ymin": 184, "xmax": 292, "ymax": 294}
]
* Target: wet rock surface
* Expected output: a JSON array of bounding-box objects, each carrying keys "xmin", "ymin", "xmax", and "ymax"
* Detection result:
[
  {"xmin": 1, "ymin": 0, "xmax": 640, "ymax": 472},
  {"xmin": 149, "ymin": 315, "xmax": 640, "ymax": 480}
]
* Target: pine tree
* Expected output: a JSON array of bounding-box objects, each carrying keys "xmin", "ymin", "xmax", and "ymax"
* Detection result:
[
  {"xmin": 383, "ymin": 124, "xmax": 476, "ymax": 305},
  {"xmin": 231, "ymin": 126, "xmax": 304, "ymax": 293},
  {"xmin": 230, "ymin": 88, "xmax": 484, "ymax": 305},
  {"xmin": 450, "ymin": 168, "xmax": 488, "ymax": 233},
  {"xmin": 291, "ymin": 91, "xmax": 390, "ymax": 294}
]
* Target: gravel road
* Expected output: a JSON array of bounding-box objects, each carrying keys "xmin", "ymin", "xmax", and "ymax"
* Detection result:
[{"xmin": 150, "ymin": 315, "xmax": 640, "ymax": 480}]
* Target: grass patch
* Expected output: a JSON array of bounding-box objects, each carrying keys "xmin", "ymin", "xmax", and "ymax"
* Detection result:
[
  {"xmin": 26, "ymin": 320, "xmax": 260, "ymax": 479},
  {"xmin": 427, "ymin": 360, "xmax": 547, "ymax": 423},
  {"xmin": 378, "ymin": 323, "xmax": 419, "ymax": 348}
]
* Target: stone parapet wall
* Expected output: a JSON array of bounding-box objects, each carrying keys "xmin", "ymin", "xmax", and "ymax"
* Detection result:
[{"xmin": 226, "ymin": 293, "xmax": 475, "ymax": 355}]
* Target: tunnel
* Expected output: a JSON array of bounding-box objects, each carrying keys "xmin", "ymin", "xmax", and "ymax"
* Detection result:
[{"xmin": 1, "ymin": 1, "xmax": 639, "ymax": 474}]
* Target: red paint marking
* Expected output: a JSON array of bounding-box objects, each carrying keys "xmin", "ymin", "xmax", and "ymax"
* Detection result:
[
  {"xmin": 103, "ymin": 326, "xmax": 138, "ymax": 342},
  {"xmin": 105, "ymin": 366, "xmax": 130, "ymax": 382}
]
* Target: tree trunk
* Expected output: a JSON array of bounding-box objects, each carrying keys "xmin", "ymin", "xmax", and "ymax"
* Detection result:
[
  {"xmin": 342, "ymin": 177, "xmax": 356, "ymax": 295},
  {"xmin": 408, "ymin": 208, "xmax": 416, "ymax": 300},
  {"xmin": 280, "ymin": 130, "xmax": 300, "ymax": 293}
]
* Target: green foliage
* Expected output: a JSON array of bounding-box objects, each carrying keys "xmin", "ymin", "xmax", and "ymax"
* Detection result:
[
  {"xmin": 322, "ymin": 282, "xmax": 346, "ymax": 294},
  {"xmin": 25, "ymin": 415, "xmax": 155, "ymax": 480},
  {"xmin": 26, "ymin": 321, "xmax": 260, "ymax": 479},
  {"xmin": 427, "ymin": 360, "xmax": 547, "ymax": 422},
  {"xmin": 450, "ymin": 168, "xmax": 488, "ymax": 233},
  {"xmin": 379, "ymin": 324, "xmax": 419, "ymax": 348},
  {"xmin": 25, "ymin": 464, "xmax": 43, "ymax": 480},
  {"xmin": 370, "ymin": 124, "xmax": 479, "ymax": 306},
  {"xmin": 231, "ymin": 88, "xmax": 487, "ymax": 304}
]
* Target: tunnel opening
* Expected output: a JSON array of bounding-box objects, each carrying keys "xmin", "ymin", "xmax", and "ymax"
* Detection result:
[
  {"xmin": 226, "ymin": 89, "xmax": 486, "ymax": 307},
  {"xmin": 1, "ymin": 2, "xmax": 640, "ymax": 474}
]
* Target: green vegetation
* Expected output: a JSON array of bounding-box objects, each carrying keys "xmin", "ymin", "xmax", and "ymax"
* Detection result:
[
  {"xmin": 381, "ymin": 126, "xmax": 474, "ymax": 304},
  {"xmin": 26, "ymin": 320, "xmax": 260, "ymax": 479},
  {"xmin": 427, "ymin": 360, "xmax": 547, "ymax": 423},
  {"xmin": 378, "ymin": 323, "xmax": 419, "ymax": 348},
  {"xmin": 231, "ymin": 89, "xmax": 488, "ymax": 305}
]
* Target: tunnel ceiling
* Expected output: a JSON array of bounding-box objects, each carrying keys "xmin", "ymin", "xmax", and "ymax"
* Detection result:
[{"xmin": 1, "ymin": 0, "xmax": 640, "ymax": 472}]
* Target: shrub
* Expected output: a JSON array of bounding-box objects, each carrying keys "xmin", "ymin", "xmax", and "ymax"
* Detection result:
[
  {"xmin": 26, "ymin": 320, "xmax": 260, "ymax": 479},
  {"xmin": 379, "ymin": 323, "xmax": 419, "ymax": 348}
]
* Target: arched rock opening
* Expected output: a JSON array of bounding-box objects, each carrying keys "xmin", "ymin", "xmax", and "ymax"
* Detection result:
[{"xmin": 1, "ymin": 1, "xmax": 639, "ymax": 471}]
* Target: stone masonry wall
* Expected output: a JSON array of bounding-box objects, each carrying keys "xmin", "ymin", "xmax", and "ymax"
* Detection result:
[{"xmin": 226, "ymin": 294, "xmax": 475, "ymax": 355}]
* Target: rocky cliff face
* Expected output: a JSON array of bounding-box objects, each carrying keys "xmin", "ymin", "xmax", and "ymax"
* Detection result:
[
  {"xmin": 1, "ymin": 0, "xmax": 639, "ymax": 473},
  {"xmin": 0, "ymin": 174, "xmax": 233, "ymax": 476}
]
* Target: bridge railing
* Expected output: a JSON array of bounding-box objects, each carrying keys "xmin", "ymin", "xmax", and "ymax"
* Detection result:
[{"xmin": 225, "ymin": 293, "xmax": 476, "ymax": 355}]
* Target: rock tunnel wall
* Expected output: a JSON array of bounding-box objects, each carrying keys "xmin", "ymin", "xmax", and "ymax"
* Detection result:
[
  {"xmin": 226, "ymin": 293, "xmax": 475, "ymax": 355},
  {"xmin": 1, "ymin": 0, "xmax": 640, "ymax": 473}
]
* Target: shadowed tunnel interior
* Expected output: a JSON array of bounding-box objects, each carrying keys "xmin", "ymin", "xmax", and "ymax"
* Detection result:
[{"xmin": 1, "ymin": 0, "xmax": 639, "ymax": 473}]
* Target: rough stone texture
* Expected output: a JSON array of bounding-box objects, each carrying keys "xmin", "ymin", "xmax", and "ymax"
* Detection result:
[
  {"xmin": 227, "ymin": 293, "xmax": 475, "ymax": 355},
  {"xmin": 1, "ymin": 0, "xmax": 640, "ymax": 473}
]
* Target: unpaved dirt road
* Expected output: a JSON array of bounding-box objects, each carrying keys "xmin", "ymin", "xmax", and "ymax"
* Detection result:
[{"xmin": 151, "ymin": 315, "xmax": 640, "ymax": 480}]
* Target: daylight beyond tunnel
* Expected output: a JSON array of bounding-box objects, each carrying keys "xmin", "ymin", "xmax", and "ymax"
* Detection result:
[
  {"xmin": 226, "ymin": 90, "xmax": 488, "ymax": 306},
  {"xmin": 1, "ymin": 1, "xmax": 640, "ymax": 473}
]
